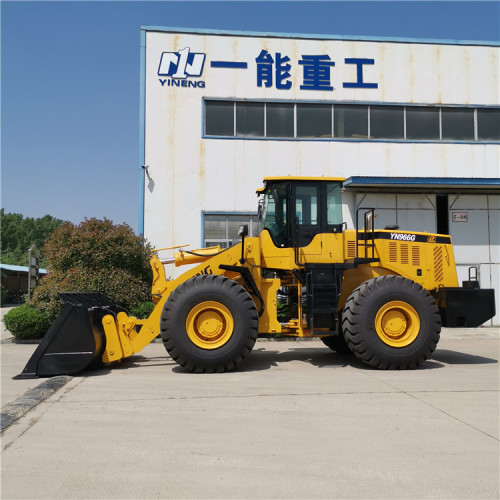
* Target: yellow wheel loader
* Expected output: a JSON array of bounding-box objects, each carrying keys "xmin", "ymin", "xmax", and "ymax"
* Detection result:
[{"xmin": 17, "ymin": 177, "xmax": 495, "ymax": 378}]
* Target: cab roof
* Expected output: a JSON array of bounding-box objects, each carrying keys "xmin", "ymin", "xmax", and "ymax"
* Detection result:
[{"xmin": 257, "ymin": 176, "xmax": 345, "ymax": 193}]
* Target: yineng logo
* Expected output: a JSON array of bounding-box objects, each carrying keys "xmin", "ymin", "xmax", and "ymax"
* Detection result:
[{"xmin": 158, "ymin": 47, "xmax": 206, "ymax": 88}]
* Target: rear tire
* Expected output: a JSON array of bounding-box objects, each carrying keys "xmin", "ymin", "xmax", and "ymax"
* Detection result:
[
  {"xmin": 342, "ymin": 275, "xmax": 441, "ymax": 369},
  {"xmin": 161, "ymin": 275, "xmax": 258, "ymax": 373},
  {"xmin": 321, "ymin": 332, "xmax": 352, "ymax": 354}
]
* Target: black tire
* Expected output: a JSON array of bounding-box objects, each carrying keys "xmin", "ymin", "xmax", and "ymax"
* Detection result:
[
  {"xmin": 321, "ymin": 332, "xmax": 352, "ymax": 354},
  {"xmin": 161, "ymin": 275, "xmax": 258, "ymax": 373},
  {"xmin": 342, "ymin": 275, "xmax": 441, "ymax": 369}
]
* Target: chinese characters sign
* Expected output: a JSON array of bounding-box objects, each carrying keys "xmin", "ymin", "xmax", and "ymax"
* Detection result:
[
  {"xmin": 157, "ymin": 47, "xmax": 378, "ymax": 91},
  {"xmin": 255, "ymin": 51, "xmax": 378, "ymax": 90}
]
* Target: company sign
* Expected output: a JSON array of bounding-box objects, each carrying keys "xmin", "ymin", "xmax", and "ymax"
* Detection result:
[
  {"xmin": 158, "ymin": 48, "xmax": 206, "ymax": 88},
  {"xmin": 157, "ymin": 47, "xmax": 378, "ymax": 91}
]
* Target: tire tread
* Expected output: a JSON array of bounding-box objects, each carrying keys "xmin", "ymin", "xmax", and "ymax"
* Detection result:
[
  {"xmin": 342, "ymin": 275, "xmax": 441, "ymax": 370},
  {"xmin": 161, "ymin": 275, "xmax": 258, "ymax": 373}
]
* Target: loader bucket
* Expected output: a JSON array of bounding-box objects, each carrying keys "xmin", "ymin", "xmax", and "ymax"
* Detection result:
[{"xmin": 15, "ymin": 293, "xmax": 127, "ymax": 379}]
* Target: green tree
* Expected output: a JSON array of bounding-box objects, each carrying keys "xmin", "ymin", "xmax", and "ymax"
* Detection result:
[
  {"xmin": 31, "ymin": 218, "xmax": 153, "ymax": 321},
  {"xmin": 0, "ymin": 209, "xmax": 65, "ymax": 267}
]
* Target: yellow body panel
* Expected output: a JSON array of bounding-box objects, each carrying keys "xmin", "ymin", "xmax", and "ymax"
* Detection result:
[
  {"xmin": 259, "ymin": 231, "xmax": 347, "ymax": 268},
  {"xmin": 257, "ymin": 278, "xmax": 282, "ymax": 334}
]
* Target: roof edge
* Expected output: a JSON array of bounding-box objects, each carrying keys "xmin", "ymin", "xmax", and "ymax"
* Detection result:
[
  {"xmin": 0, "ymin": 264, "xmax": 48, "ymax": 274},
  {"xmin": 344, "ymin": 177, "xmax": 500, "ymax": 193},
  {"xmin": 345, "ymin": 176, "xmax": 500, "ymax": 185},
  {"xmin": 140, "ymin": 26, "xmax": 500, "ymax": 47}
]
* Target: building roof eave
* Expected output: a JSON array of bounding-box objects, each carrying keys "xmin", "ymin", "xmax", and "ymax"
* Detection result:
[{"xmin": 343, "ymin": 176, "xmax": 500, "ymax": 194}]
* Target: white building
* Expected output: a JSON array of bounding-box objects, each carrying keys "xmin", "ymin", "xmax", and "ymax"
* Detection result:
[{"xmin": 140, "ymin": 27, "xmax": 499, "ymax": 325}]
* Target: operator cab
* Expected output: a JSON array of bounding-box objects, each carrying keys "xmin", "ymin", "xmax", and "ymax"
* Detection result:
[{"xmin": 257, "ymin": 177, "xmax": 345, "ymax": 248}]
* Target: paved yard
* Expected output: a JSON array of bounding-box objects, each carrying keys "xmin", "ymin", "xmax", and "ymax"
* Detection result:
[{"xmin": 1, "ymin": 328, "xmax": 498, "ymax": 499}]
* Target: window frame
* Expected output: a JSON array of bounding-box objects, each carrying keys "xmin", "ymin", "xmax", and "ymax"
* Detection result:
[
  {"xmin": 202, "ymin": 212, "xmax": 259, "ymax": 248},
  {"xmin": 203, "ymin": 98, "xmax": 500, "ymax": 144}
]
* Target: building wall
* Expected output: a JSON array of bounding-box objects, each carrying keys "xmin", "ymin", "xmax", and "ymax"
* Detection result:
[{"xmin": 142, "ymin": 28, "xmax": 499, "ymax": 324}]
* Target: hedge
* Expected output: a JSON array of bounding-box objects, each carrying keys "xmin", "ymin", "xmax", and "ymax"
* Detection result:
[{"xmin": 3, "ymin": 305, "xmax": 52, "ymax": 340}]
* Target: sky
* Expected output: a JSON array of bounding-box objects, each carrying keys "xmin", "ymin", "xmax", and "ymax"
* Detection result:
[{"xmin": 1, "ymin": 0, "xmax": 499, "ymax": 233}]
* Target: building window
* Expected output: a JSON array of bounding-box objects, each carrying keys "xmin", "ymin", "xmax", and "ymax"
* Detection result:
[
  {"xmin": 297, "ymin": 103, "xmax": 332, "ymax": 138},
  {"xmin": 370, "ymin": 105, "xmax": 404, "ymax": 140},
  {"xmin": 477, "ymin": 108, "xmax": 500, "ymax": 140},
  {"xmin": 441, "ymin": 108, "xmax": 475, "ymax": 141},
  {"xmin": 406, "ymin": 107, "xmax": 440, "ymax": 140},
  {"xmin": 266, "ymin": 102, "xmax": 294, "ymax": 138},
  {"xmin": 205, "ymin": 101, "xmax": 234, "ymax": 136},
  {"xmin": 204, "ymin": 99, "xmax": 499, "ymax": 143},
  {"xmin": 236, "ymin": 102, "xmax": 264, "ymax": 137},
  {"xmin": 203, "ymin": 213, "xmax": 259, "ymax": 248},
  {"xmin": 334, "ymin": 105, "xmax": 368, "ymax": 139}
]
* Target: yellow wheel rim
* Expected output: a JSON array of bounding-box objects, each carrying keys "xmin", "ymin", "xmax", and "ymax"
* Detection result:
[
  {"xmin": 186, "ymin": 301, "xmax": 234, "ymax": 349},
  {"xmin": 375, "ymin": 301, "xmax": 420, "ymax": 347}
]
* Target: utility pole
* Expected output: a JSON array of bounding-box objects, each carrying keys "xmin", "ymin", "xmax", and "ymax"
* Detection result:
[{"xmin": 27, "ymin": 245, "xmax": 39, "ymax": 301}]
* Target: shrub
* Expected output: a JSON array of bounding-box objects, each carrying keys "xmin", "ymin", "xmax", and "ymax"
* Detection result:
[
  {"xmin": 277, "ymin": 298, "xmax": 289, "ymax": 321},
  {"xmin": 3, "ymin": 304, "xmax": 52, "ymax": 340},
  {"xmin": 30, "ymin": 218, "xmax": 153, "ymax": 324},
  {"xmin": 42, "ymin": 218, "xmax": 151, "ymax": 277},
  {"xmin": 129, "ymin": 301, "xmax": 155, "ymax": 319}
]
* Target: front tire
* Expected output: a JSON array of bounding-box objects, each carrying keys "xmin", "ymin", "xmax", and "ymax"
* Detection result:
[
  {"xmin": 342, "ymin": 276, "xmax": 441, "ymax": 369},
  {"xmin": 161, "ymin": 275, "xmax": 258, "ymax": 373}
]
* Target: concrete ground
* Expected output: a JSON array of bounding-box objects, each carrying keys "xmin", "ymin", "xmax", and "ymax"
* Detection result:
[
  {"xmin": 1, "ymin": 307, "xmax": 499, "ymax": 499},
  {"xmin": 1, "ymin": 304, "xmax": 17, "ymax": 342}
]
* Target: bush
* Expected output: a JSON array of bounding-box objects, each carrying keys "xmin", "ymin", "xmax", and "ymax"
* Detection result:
[
  {"xmin": 31, "ymin": 268, "xmax": 152, "ymax": 321},
  {"xmin": 129, "ymin": 301, "xmax": 155, "ymax": 319},
  {"xmin": 3, "ymin": 304, "xmax": 52, "ymax": 340},
  {"xmin": 277, "ymin": 298, "xmax": 289, "ymax": 321},
  {"xmin": 30, "ymin": 218, "xmax": 153, "ymax": 324},
  {"xmin": 42, "ymin": 218, "xmax": 151, "ymax": 277}
]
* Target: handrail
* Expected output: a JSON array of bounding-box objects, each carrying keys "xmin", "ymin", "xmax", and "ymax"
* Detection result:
[{"xmin": 355, "ymin": 208, "xmax": 376, "ymax": 259}]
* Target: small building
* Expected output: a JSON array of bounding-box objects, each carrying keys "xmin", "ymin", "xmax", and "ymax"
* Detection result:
[
  {"xmin": 0, "ymin": 264, "xmax": 47, "ymax": 303},
  {"xmin": 139, "ymin": 27, "xmax": 499, "ymax": 324}
]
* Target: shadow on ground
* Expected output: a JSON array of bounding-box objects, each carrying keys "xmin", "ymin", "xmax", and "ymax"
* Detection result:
[
  {"xmin": 78, "ymin": 345, "xmax": 497, "ymax": 378},
  {"xmin": 432, "ymin": 349, "xmax": 497, "ymax": 365}
]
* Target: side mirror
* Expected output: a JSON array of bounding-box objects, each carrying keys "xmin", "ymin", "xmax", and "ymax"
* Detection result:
[
  {"xmin": 257, "ymin": 199, "xmax": 263, "ymax": 221},
  {"xmin": 238, "ymin": 225, "xmax": 249, "ymax": 265},
  {"xmin": 238, "ymin": 224, "xmax": 249, "ymax": 238}
]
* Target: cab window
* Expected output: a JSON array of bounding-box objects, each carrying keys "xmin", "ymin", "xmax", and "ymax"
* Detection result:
[
  {"xmin": 259, "ymin": 183, "xmax": 289, "ymax": 247},
  {"xmin": 326, "ymin": 182, "xmax": 342, "ymax": 226},
  {"xmin": 295, "ymin": 185, "xmax": 319, "ymax": 225}
]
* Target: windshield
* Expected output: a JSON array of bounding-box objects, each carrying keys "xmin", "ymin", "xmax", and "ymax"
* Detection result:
[{"xmin": 258, "ymin": 183, "xmax": 288, "ymax": 247}]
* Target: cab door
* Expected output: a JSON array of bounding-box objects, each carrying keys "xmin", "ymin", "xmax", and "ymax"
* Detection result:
[{"xmin": 293, "ymin": 183, "xmax": 321, "ymax": 248}]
